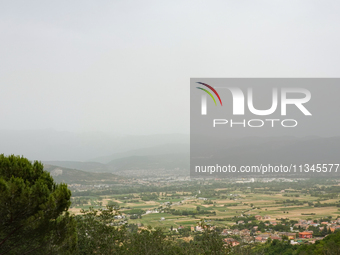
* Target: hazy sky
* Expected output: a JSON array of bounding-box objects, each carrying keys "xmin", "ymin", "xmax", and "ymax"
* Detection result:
[{"xmin": 1, "ymin": 1, "xmax": 340, "ymax": 135}]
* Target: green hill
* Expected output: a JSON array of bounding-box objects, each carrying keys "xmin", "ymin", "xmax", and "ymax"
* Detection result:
[{"xmin": 43, "ymin": 164, "xmax": 121, "ymax": 184}]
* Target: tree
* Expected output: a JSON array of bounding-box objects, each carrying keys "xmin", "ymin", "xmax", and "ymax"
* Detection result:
[
  {"xmin": 76, "ymin": 206, "xmax": 183, "ymax": 255},
  {"xmin": 0, "ymin": 154, "xmax": 77, "ymax": 254},
  {"xmin": 194, "ymin": 220, "xmax": 229, "ymax": 254},
  {"xmin": 321, "ymin": 226, "xmax": 328, "ymax": 236},
  {"xmin": 296, "ymin": 230, "xmax": 340, "ymax": 254},
  {"xmin": 76, "ymin": 206, "xmax": 125, "ymax": 254}
]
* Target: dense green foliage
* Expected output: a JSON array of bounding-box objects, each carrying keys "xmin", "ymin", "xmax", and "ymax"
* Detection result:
[
  {"xmin": 74, "ymin": 204, "xmax": 340, "ymax": 255},
  {"xmin": 0, "ymin": 155, "xmax": 77, "ymax": 254},
  {"xmin": 250, "ymin": 231, "xmax": 340, "ymax": 255},
  {"xmin": 76, "ymin": 208, "xmax": 230, "ymax": 255},
  {"xmin": 295, "ymin": 230, "xmax": 340, "ymax": 255}
]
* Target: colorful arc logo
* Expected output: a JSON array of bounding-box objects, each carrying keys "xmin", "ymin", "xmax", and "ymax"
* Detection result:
[{"xmin": 196, "ymin": 82, "xmax": 222, "ymax": 106}]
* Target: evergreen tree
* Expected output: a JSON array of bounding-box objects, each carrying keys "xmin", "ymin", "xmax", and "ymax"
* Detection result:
[
  {"xmin": 0, "ymin": 154, "xmax": 77, "ymax": 254},
  {"xmin": 75, "ymin": 206, "xmax": 125, "ymax": 254}
]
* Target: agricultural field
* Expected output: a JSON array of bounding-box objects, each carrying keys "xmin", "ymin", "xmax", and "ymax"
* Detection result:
[{"xmin": 69, "ymin": 178, "xmax": 340, "ymax": 229}]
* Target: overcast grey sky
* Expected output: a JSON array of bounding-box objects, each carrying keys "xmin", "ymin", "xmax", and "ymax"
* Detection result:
[{"xmin": 1, "ymin": 1, "xmax": 340, "ymax": 135}]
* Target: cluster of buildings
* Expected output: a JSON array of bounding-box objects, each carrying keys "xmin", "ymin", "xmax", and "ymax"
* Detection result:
[
  {"xmin": 221, "ymin": 228, "xmax": 320, "ymax": 247},
  {"xmin": 170, "ymin": 224, "xmax": 214, "ymax": 233},
  {"xmin": 220, "ymin": 217, "xmax": 340, "ymax": 246},
  {"xmin": 293, "ymin": 218, "xmax": 340, "ymax": 233},
  {"xmin": 164, "ymin": 216, "xmax": 340, "ymax": 247}
]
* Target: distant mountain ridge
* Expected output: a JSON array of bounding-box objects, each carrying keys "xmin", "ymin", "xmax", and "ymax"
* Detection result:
[
  {"xmin": 28, "ymin": 134, "xmax": 340, "ymax": 179},
  {"xmin": 0, "ymin": 129, "xmax": 189, "ymax": 161},
  {"xmin": 43, "ymin": 164, "xmax": 121, "ymax": 184},
  {"xmin": 106, "ymin": 153, "xmax": 189, "ymax": 171},
  {"xmin": 43, "ymin": 153, "xmax": 189, "ymax": 173},
  {"xmin": 42, "ymin": 142, "xmax": 189, "ymax": 172},
  {"xmin": 42, "ymin": 161, "xmax": 108, "ymax": 173},
  {"xmin": 90, "ymin": 143, "xmax": 189, "ymax": 164}
]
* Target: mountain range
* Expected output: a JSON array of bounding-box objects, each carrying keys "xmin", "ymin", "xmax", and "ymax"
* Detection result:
[{"xmin": 2, "ymin": 129, "xmax": 339, "ymax": 179}]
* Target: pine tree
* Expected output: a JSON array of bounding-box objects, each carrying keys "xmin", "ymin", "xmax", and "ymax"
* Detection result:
[{"xmin": 0, "ymin": 154, "xmax": 77, "ymax": 254}]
